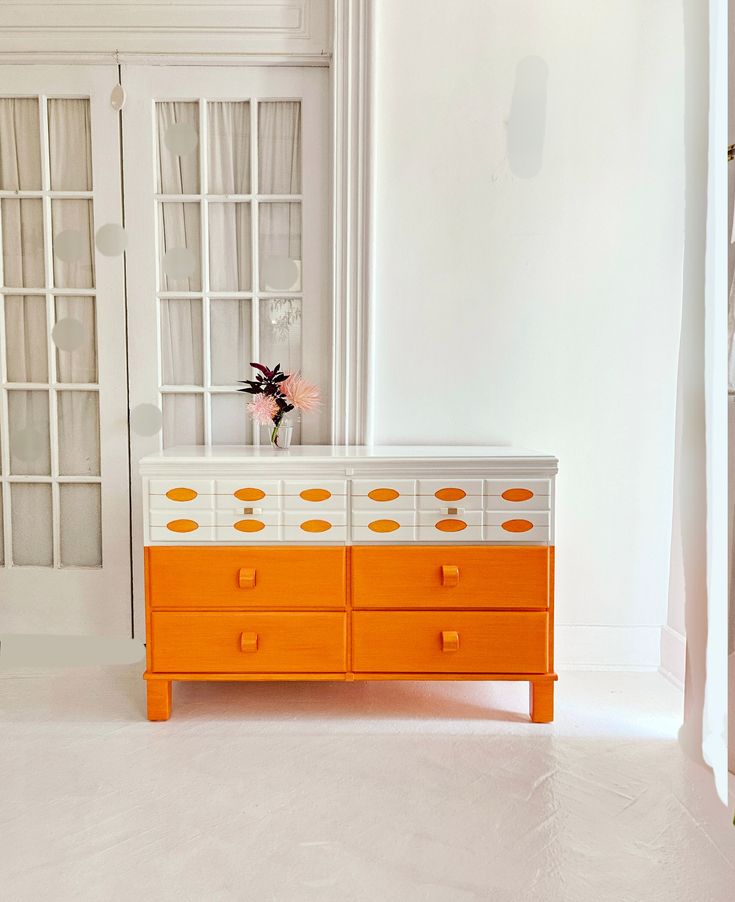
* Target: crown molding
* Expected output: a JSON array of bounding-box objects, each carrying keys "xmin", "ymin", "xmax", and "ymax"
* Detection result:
[
  {"xmin": 0, "ymin": 1, "xmax": 329, "ymax": 55},
  {"xmin": 0, "ymin": 51, "xmax": 330, "ymax": 67}
]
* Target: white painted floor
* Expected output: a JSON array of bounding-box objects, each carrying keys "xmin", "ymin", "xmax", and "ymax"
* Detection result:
[{"xmin": 2, "ymin": 668, "xmax": 733, "ymax": 901}]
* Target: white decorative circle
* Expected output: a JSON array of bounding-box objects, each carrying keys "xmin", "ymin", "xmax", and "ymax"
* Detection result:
[
  {"xmin": 263, "ymin": 256, "xmax": 300, "ymax": 291},
  {"xmin": 96, "ymin": 223, "xmax": 127, "ymax": 256},
  {"xmin": 130, "ymin": 403, "xmax": 162, "ymax": 437},
  {"xmin": 162, "ymin": 246, "xmax": 196, "ymax": 280},
  {"xmin": 54, "ymin": 229, "xmax": 86, "ymax": 263},
  {"xmin": 52, "ymin": 317, "xmax": 85, "ymax": 352},
  {"xmin": 164, "ymin": 122, "xmax": 198, "ymax": 156},
  {"xmin": 11, "ymin": 427, "xmax": 44, "ymax": 462}
]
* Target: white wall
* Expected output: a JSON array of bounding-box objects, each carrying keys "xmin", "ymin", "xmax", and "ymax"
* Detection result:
[{"xmin": 371, "ymin": 0, "xmax": 686, "ymax": 667}]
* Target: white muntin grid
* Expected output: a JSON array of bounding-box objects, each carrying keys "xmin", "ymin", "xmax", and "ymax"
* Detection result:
[
  {"xmin": 0, "ymin": 94, "xmax": 101, "ymax": 569},
  {"xmin": 153, "ymin": 96, "xmax": 303, "ymax": 449}
]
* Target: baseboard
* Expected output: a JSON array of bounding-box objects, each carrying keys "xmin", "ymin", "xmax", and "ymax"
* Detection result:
[
  {"xmin": 555, "ymin": 625, "xmax": 662, "ymax": 670},
  {"xmin": 659, "ymin": 626, "xmax": 686, "ymax": 689}
]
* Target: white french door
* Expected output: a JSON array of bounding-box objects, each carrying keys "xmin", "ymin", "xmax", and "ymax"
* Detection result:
[
  {"xmin": 0, "ymin": 66, "xmax": 131, "ymax": 635},
  {"xmin": 122, "ymin": 66, "xmax": 330, "ymax": 634}
]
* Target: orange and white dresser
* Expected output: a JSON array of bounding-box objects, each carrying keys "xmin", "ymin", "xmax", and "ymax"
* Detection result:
[{"xmin": 140, "ymin": 445, "xmax": 558, "ymax": 721}]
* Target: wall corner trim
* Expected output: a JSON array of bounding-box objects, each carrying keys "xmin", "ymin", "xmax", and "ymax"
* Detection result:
[
  {"xmin": 331, "ymin": 0, "xmax": 373, "ymax": 445},
  {"xmin": 660, "ymin": 625, "xmax": 686, "ymax": 688}
]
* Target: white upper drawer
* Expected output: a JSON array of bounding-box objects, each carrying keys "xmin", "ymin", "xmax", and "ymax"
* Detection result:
[
  {"xmin": 351, "ymin": 479, "xmax": 416, "ymax": 509},
  {"xmin": 485, "ymin": 510, "xmax": 550, "ymax": 543},
  {"xmin": 283, "ymin": 510, "xmax": 347, "ymax": 542},
  {"xmin": 282, "ymin": 480, "xmax": 347, "ymax": 510},
  {"xmin": 417, "ymin": 479, "xmax": 484, "ymax": 511},
  {"xmin": 484, "ymin": 479, "xmax": 551, "ymax": 510},
  {"xmin": 149, "ymin": 509, "xmax": 216, "ymax": 542},
  {"xmin": 149, "ymin": 480, "xmax": 214, "ymax": 509},
  {"xmin": 215, "ymin": 480, "xmax": 282, "ymax": 511}
]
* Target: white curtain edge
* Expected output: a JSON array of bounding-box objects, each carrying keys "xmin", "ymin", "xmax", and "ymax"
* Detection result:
[{"xmin": 703, "ymin": 0, "xmax": 729, "ymax": 804}]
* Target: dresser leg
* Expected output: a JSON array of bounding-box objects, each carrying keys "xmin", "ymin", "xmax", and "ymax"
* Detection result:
[
  {"xmin": 147, "ymin": 680, "xmax": 172, "ymax": 721},
  {"xmin": 529, "ymin": 681, "xmax": 554, "ymax": 723}
]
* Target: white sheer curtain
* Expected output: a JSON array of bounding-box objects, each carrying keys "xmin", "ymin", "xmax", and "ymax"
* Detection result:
[
  {"xmin": 703, "ymin": 0, "xmax": 728, "ymax": 801},
  {"xmin": 0, "ymin": 97, "xmax": 100, "ymax": 566},
  {"xmin": 157, "ymin": 99, "xmax": 302, "ymax": 447}
]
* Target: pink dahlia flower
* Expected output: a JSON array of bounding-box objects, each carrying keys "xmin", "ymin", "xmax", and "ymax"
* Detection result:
[
  {"xmin": 247, "ymin": 393, "xmax": 279, "ymax": 425},
  {"xmin": 282, "ymin": 372, "xmax": 321, "ymax": 412}
]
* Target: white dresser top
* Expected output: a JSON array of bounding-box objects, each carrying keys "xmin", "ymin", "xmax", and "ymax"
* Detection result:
[{"xmin": 139, "ymin": 445, "xmax": 558, "ymax": 476}]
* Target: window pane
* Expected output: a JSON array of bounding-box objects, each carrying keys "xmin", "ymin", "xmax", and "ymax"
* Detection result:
[
  {"xmin": 48, "ymin": 99, "xmax": 92, "ymax": 191},
  {"xmin": 158, "ymin": 202, "xmax": 201, "ymax": 291},
  {"xmin": 208, "ymin": 101, "xmax": 250, "ymax": 194},
  {"xmin": 162, "ymin": 393, "xmax": 203, "ymax": 447},
  {"xmin": 211, "ymin": 393, "xmax": 250, "ymax": 444},
  {"xmin": 57, "ymin": 391, "xmax": 100, "ymax": 476},
  {"xmin": 157, "ymin": 101, "xmax": 200, "ymax": 194},
  {"xmin": 160, "ymin": 299, "xmax": 203, "ymax": 385},
  {"xmin": 4, "ymin": 296, "xmax": 48, "ymax": 383},
  {"xmin": 11, "ymin": 483, "xmax": 52, "ymax": 566},
  {"xmin": 259, "ymin": 203, "xmax": 302, "ymax": 291},
  {"xmin": 54, "ymin": 296, "xmax": 97, "ymax": 383},
  {"xmin": 59, "ymin": 483, "xmax": 101, "ymax": 567},
  {"xmin": 1, "ymin": 198, "xmax": 44, "ymax": 288},
  {"xmin": 0, "ymin": 98, "xmax": 41, "ymax": 190},
  {"xmin": 208, "ymin": 203, "xmax": 251, "ymax": 291},
  {"xmin": 210, "ymin": 299, "xmax": 251, "ymax": 385},
  {"xmin": 259, "ymin": 298, "xmax": 302, "ymax": 376},
  {"xmin": 8, "ymin": 390, "xmax": 50, "ymax": 476},
  {"xmin": 258, "ymin": 101, "xmax": 301, "ymax": 194},
  {"xmin": 51, "ymin": 199, "xmax": 95, "ymax": 289}
]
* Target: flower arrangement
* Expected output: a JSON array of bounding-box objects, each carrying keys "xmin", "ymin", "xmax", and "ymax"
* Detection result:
[{"xmin": 239, "ymin": 362, "xmax": 320, "ymax": 447}]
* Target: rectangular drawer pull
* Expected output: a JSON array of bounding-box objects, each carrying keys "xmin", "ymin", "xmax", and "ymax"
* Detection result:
[
  {"xmin": 441, "ymin": 564, "xmax": 460, "ymax": 587},
  {"xmin": 240, "ymin": 631, "xmax": 259, "ymax": 653},
  {"xmin": 441, "ymin": 630, "xmax": 460, "ymax": 652},
  {"xmin": 238, "ymin": 567, "xmax": 256, "ymax": 589}
]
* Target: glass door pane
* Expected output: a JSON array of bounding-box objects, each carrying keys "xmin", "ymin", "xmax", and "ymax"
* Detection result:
[
  {"xmin": 144, "ymin": 81, "xmax": 326, "ymax": 448},
  {"xmin": 0, "ymin": 67, "xmax": 131, "ymax": 637}
]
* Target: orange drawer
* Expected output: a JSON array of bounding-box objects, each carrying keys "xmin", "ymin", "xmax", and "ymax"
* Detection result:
[
  {"xmin": 151, "ymin": 611, "xmax": 347, "ymax": 673},
  {"xmin": 351, "ymin": 545, "xmax": 551, "ymax": 609},
  {"xmin": 146, "ymin": 546, "xmax": 346, "ymax": 609},
  {"xmin": 352, "ymin": 611, "xmax": 548, "ymax": 673}
]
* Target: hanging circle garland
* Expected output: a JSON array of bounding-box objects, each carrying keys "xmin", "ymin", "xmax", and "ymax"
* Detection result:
[
  {"xmin": 95, "ymin": 223, "xmax": 128, "ymax": 256},
  {"xmin": 164, "ymin": 122, "xmax": 198, "ymax": 156},
  {"xmin": 52, "ymin": 317, "xmax": 85, "ymax": 352},
  {"xmin": 130, "ymin": 403, "xmax": 163, "ymax": 437}
]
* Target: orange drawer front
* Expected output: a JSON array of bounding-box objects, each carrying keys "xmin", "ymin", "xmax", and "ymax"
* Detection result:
[
  {"xmin": 351, "ymin": 545, "xmax": 551, "ymax": 609},
  {"xmin": 151, "ymin": 611, "xmax": 347, "ymax": 673},
  {"xmin": 146, "ymin": 546, "xmax": 346, "ymax": 609},
  {"xmin": 352, "ymin": 611, "xmax": 548, "ymax": 673}
]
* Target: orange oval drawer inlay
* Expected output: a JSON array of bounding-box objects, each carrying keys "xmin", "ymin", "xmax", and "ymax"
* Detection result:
[
  {"xmin": 300, "ymin": 519, "xmax": 332, "ymax": 533},
  {"xmin": 501, "ymin": 519, "xmax": 534, "ymax": 533},
  {"xmin": 434, "ymin": 487, "xmax": 466, "ymax": 502},
  {"xmin": 234, "ymin": 487, "xmax": 266, "ymax": 502},
  {"xmin": 166, "ymin": 519, "xmax": 199, "ymax": 533},
  {"xmin": 165, "ymin": 487, "xmax": 198, "ymax": 502},
  {"xmin": 368, "ymin": 487, "xmax": 400, "ymax": 502},
  {"xmin": 435, "ymin": 519, "xmax": 468, "ymax": 532},
  {"xmin": 368, "ymin": 519, "xmax": 401, "ymax": 533},
  {"xmin": 299, "ymin": 488, "xmax": 332, "ymax": 502},
  {"xmin": 501, "ymin": 488, "xmax": 534, "ymax": 502},
  {"xmin": 234, "ymin": 519, "xmax": 266, "ymax": 533}
]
